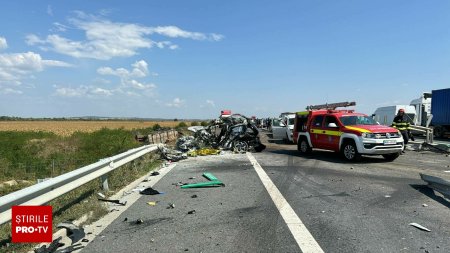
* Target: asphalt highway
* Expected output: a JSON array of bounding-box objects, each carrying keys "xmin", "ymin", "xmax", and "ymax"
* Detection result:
[{"xmin": 81, "ymin": 132, "xmax": 450, "ymax": 253}]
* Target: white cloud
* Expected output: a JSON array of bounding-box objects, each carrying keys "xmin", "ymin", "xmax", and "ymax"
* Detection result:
[
  {"xmin": 52, "ymin": 22, "xmax": 70, "ymax": 32},
  {"xmin": 27, "ymin": 12, "xmax": 224, "ymax": 60},
  {"xmin": 0, "ymin": 37, "xmax": 7, "ymax": 50},
  {"xmin": 0, "ymin": 51, "xmax": 71, "ymax": 94},
  {"xmin": 55, "ymin": 60, "xmax": 158, "ymax": 99},
  {"xmin": 53, "ymin": 85, "xmax": 114, "ymax": 98},
  {"xmin": 0, "ymin": 88, "xmax": 23, "ymax": 95},
  {"xmin": 47, "ymin": 5, "xmax": 53, "ymax": 16},
  {"xmin": 97, "ymin": 60, "xmax": 156, "ymax": 92},
  {"xmin": 166, "ymin": 97, "xmax": 185, "ymax": 108},
  {"xmin": 149, "ymin": 26, "xmax": 224, "ymax": 41},
  {"xmin": 206, "ymin": 99, "xmax": 215, "ymax": 107}
]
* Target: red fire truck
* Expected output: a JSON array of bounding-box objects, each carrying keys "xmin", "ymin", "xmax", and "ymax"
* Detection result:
[{"xmin": 294, "ymin": 102, "xmax": 404, "ymax": 161}]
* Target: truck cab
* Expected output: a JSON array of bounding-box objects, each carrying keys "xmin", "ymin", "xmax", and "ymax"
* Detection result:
[{"xmin": 294, "ymin": 109, "xmax": 404, "ymax": 161}]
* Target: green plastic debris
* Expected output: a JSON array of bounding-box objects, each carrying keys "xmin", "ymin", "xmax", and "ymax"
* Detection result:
[
  {"xmin": 180, "ymin": 172, "xmax": 224, "ymax": 188},
  {"xmin": 203, "ymin": 172, "xmax": 219, "ymax": 181},
  {"xmin": 180, "ymin": 181, "xmax": 224, "ymax": 188}
]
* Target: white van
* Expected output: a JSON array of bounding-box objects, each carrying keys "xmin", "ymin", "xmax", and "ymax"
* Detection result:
[
  {"xmin": 282, "ymin": 113, "xmax": 295, "ymax": 143},
  {"xmin": 372, "ymin": 105, "xmax": 416, "ymax": 126}
]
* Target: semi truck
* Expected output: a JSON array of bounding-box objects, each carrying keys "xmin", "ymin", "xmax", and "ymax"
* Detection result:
[
  {"xmin": 410, "ymin": 88, "xmax": 450, "ymax": 138},
  {"xmin": 429, "ymin": 88, "xmax": 450, "ymax": 138}
]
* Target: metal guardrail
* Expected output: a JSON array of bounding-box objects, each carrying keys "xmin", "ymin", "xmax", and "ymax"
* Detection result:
[
  {"xmin": 0, "ymin": 144, "xmax": 158, "ymax": 225},
  {"xmin": 410, "ymin": 125, "xmax": 434, "ymax": 144},
  {"xmin": 420, "ymin": 173, "xmax": 450, "ymax": 199}
]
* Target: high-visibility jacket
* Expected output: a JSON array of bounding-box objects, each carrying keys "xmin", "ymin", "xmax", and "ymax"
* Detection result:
[{"xmin": 392, "ymin": 115, "xmax": 410, "ymax": 131}]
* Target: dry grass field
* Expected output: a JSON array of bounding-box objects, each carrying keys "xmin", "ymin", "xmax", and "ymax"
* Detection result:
[{"xmin": 0, "ymin": 120, "xmax": 185, "ymax": 136}]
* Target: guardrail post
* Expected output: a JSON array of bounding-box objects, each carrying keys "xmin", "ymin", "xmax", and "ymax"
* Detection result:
[{"xmin": 101, "ymin": 175, "xmax": 109, "ymax": 191}]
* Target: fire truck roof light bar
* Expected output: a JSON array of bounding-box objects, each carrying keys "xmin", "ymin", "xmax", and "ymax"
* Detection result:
[{"xmin": 306, "ymin": 101, "xmax": 356, "ymax": 110}]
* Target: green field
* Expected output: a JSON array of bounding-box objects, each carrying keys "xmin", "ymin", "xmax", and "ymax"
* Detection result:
[{"xmin": 0, "ymin": 127, "xmax": 167, "ymax": 252}]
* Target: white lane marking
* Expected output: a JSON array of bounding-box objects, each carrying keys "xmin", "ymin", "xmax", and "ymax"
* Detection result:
[
  {"xmin": 247, "ymin": 153, "xmax": 324, "ymax": 253},
  {"xmin": 445, "ymin": 171, "xmax": 450, "ymax": 173}
]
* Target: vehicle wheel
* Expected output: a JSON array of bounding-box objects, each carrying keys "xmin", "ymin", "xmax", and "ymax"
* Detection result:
[
  {"xmin": 341, "ymin": 141, "xmax": 361, "ymax": 161},
  {"xmin": 434, "ymin": 126, "xmax": 444, "ymax": 138},
  {"xmin": 382, "ymin": 152, "xmax": 400, "ymax": 161},
  {"xmin": 298, "ymin": 138, "xmax": 312, "ymax": 154},
  {"xmin": 233, "ymin": 141, "xmax": 249, "ymax": 153}
]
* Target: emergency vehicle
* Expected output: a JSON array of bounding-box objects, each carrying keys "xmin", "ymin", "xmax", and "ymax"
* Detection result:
[{"xmin": 294, "ymin": 102, "xmax": 404, "ymax": 161}]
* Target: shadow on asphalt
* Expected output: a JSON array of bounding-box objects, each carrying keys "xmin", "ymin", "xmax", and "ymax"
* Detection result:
[
  {"xmin": 410, "ymin": 184, "xmax": 450, "ymax": 208},
  {"xmin": 265, "ymin": 149, "xmax": 390, "ymax": 164}
]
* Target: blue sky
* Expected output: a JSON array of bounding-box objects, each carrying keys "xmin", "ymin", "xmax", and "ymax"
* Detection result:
[{"xmin": 0, "ymin": 0, "xmax": 449, "ymax": 119}]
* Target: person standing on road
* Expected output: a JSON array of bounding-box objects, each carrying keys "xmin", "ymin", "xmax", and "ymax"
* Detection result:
[{"xmin": 392, "ymin": 108, "xmax": 411, "ymax": 153}]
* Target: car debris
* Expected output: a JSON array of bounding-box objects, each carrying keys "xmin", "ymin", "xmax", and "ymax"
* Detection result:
[
  {"xmin": 55, "ymin": 244, "xmax": 84, "ymax": 253},
  {"xmin": 158, "ymin": 113, "xmax": 266, "ymax": 162},
  {"xmin": 97, "ymin": 192, "xmax": 106, "ymax": 199},
  {"xmin": 422, "ymin": 204, "xmax": 428, "ymax": 207},
  {"xmin": 140, "ymin": 187, "xmax": 162, "ymax": 195},
  {"xmin": 420, "ymin": 173, "xmax": 450, "ymax": 199},
  {"xmin": 135, "ymin": 219, "xmax": 144, "ymax": 224},
  {"xmin": 191, "ymin": 194, "xmax": 198, "ymax": 198},
  {"xmin": 97, "ymin": 198, "xmax": 127, "ymax": 206},
  {"xmin": 57, "ymin": 221, "xmax": 86, "ymax": 245},
  {"xmin": 151, "ymin": 171, "xmax": 160, "ymax": 176},
  {"xmin": 167, "ymin": 203, "xmax": 175, "ymax": 209},
  {"xmin": 34, "ymin": 236, "xmax": 64, "ymax": 253},
  {"xmin": 147, "ymin": 201, "xmax": 158, "ymax": 206},
  {"xmin": 181, "ymin": 172, "xmax": 225, "ymax": 188},
  {"xmin": 409, "ymin": 223, "xmax": 431, "ymax": 232},
  {"xmin": 187, "ymin": 210, "xmax": 196, "ymax": 214}
]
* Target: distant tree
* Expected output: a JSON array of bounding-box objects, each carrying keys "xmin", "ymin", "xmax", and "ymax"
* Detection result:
[
  {"xmin": 174, "ymin": 118, "xmax": 178, "ymax": 122},
  {"xmin": 177, "ymin": 122, "xmax": 187, "ymax": 128},
  {"xmin": 200, "ymin": 121, "xmax": 209, "ymax": 127},
  {"xmin": 190, "ymin": 121, "xmax": 199, "ymax": 126},
  {"xmin": 152, "ymin": 124, "xmax": 162, "ymax": 131}
]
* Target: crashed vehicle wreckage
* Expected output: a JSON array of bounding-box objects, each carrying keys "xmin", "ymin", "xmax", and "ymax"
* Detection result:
[{"xmin": 159, "ymin": 114, "xmax": 266, "ymax": 161}]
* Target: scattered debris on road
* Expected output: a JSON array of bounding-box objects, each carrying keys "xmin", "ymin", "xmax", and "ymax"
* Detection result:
[
  {"xmin": 34, "ymin": 236, "xmax": 64, "ymax": 253},
  {"xmin": 191, "ymin": 194, "xmax": 198, "ymax": 198},
  {"xmin": 97, "ymin": 198, "xmax": 127, "ymax": 206},
  {"xmin": 158, "ymin": 113, "xmax": 266, "ymax": 162},
  {"xmin": 409, "ymin": 223, "xmax": 431, "ymax": 232},
  {"xmin": 151, "ymin": 171, "xmax": 160, "ymax": 176},
  {"xmin": 57, "ymin": 221, "xmax": 86, "ymax": 245},
  {"xmin": 135, "ymin": 219, "xmax": 144, "ymax": 224},
  {"xmin": 187, "ymin": 210, "xmax": 196, "ymax": 214},
  {"xmin": 181, "ymin": 172, "xmax": 225, "ymax": 188},
  {"xmin": 422, "ymin": 204, "xmax": 428, "ymax": 207},
  {"xmin": 167, "ymin": 203, "xmax": 176, "ymax": 209},
  {"xmin": 147, "ymin": 201, "xmax": 158, "ymax": 206},
  {"xmin": 140, "ymin": 187, "xmax": 162, "ymax": 195},
  {"xmin": 420, "ymin": 173, "xmax": 450, "ymax": 199}
]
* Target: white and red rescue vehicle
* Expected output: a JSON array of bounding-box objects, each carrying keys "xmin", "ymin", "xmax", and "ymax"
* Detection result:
[{"xmin": 294, "ymin": 102, "xmax": 404, "ymax": 161}]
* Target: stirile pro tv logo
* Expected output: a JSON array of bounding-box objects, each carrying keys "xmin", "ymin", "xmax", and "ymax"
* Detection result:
[{"xmin": 12, "ymin": 206, "xmax": 52, "ymax": 243}]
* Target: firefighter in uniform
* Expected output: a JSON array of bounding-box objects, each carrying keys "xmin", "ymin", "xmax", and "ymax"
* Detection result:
[{"xmin": 391, "ymin": 109, "xmax": 410, "ymax": 153}]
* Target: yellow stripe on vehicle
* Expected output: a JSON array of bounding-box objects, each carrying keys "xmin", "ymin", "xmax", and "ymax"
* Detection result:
[
  {"xmin": 310, "ymin": 129, "xmax": 343, "ymax": 136},
  {"xmin": 345, "ymin": 126, "xmax": 371, "ymax": 133},
  {"xmin": 296, "ymin": 111, "xmax": 309, "ymax": 116}
]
